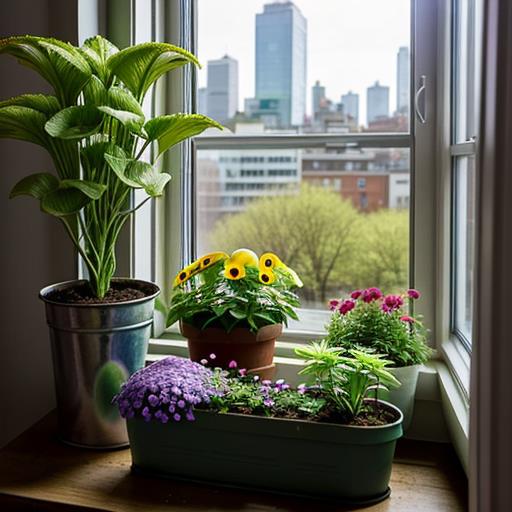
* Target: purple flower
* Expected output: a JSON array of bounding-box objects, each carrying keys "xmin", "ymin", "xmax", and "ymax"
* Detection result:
[
  {"xmin": 351, "ymin": 290, "xmax": 363, "ymax": 300},
  {"xmin": 177, "ymin": 400, "xmax": 186, "ymax": 409},
  {"xmin": 407, "ymin": 289, "xmax": 421, "ymax": 299},
  {"xmin": 362, "ymin": 287, "xmax": 383, "ymax": 303},
  {"xmin": 173, "ymin": 413, "xmax": 181, "ymax": 422},
  {"xmin": 228, "ymin": 360, "xmax": 238, "ymax": 369},
  {"xmin": 239, "ymin": 368, "xmax": 247, "ymax": 377},
  {"xmin": 263, "ymin": 398, "xmax": 274, "ymax": 407},
  {"xmin": 328, "ymin": 299, "xmax": 340, "ymax": 311},
  {"xmin": 381, "ymin": 294, "xmax": 404, "ymax": 313},
  {"xmin": 186, "ymin": 409, "xmax": 195, "ymax": 421},
  {"xmin": 338, "ymin": 299, "xmax": 356, "ymax": 315},
  {"xmin": 262, "ymin": 379, "xmax": 272, "ymax": 386},
  {"xmin": 297, "ymin": 383, "xmax": 308, "ymax": 395},
  {"xmin": 148, "ymin": 394, "xmax": 159, "ymax": 407}
]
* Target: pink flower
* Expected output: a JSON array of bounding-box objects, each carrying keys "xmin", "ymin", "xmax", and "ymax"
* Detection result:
[
  {"xmin": 381, "ymin": 294, "xmax": 404, "ymax": 313},
  {"xmin": 339, "ymin": 299, "xmax": 356, "ymax": 315},
  {"xmin": 228, "ymin": 360, "xmax": 237, "ymax": 369},
  {"xmin": 239, "ymin": 368, "xmax": 247, "ymax": 377},
  {"xmin": 209, "ymin": 353, "xmax": 217, "ymax": 360},
  {"xmin": 329, "ymin": 299, "xmax": 340, "ymax": 311},
  {"xmin": 362, "ymin": 287, "xmax": 383, "ymax": 303},
  {"xmin": 351, "ymin": 290, "xmax": 363, "ymax": 300},
  {"xmin": 407, "ymin": 289, "xmax": 421, "ymax": 299},
  {"xmin": 400, "ymin": 315, "xmax": 415, "ymax": 323}
]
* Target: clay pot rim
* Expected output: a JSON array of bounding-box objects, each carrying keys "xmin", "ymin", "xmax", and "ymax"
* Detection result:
[{"xmin": 180, "ymin": 320, "xmax": 283, "ymax": 343}]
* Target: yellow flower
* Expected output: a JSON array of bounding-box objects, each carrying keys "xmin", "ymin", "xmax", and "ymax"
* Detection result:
[
  {"xmin": 173, "ymin": 251, "xmax": 228, "ymax": 288},
  {"xmin": 224, "ymin": 248, "xmax": 258, "ymax": 280},
  {"xmin": 259, "ymin": 269, "xmax": 276, "ymax": 284},
  {"xmin": 258, "ymin": 252, "xmax": 303, "ymax": 287}
]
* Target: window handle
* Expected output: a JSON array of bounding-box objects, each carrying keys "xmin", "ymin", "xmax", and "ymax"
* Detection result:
[{"xmin": 414, "ymin": 75, "xmax": 427, "ymax": 124}]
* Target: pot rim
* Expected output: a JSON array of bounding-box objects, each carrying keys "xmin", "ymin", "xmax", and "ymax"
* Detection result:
[
  {"xmin": 180, "ymin": 320, "xmax": 283, "ymax": 334},
  {"xmin": 39, "ymin": 278, "xmax": 160, "ymax": 308}
]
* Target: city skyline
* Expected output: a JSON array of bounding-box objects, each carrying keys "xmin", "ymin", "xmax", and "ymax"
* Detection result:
[{"xmin": 197, "ymin": 0, "xmax": 410, "ymax": 124}]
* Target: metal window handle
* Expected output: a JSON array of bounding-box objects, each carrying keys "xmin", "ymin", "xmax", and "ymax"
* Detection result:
[{"xmin": 414, "ymin": 75, "xmax": 427, "ymax": 124}]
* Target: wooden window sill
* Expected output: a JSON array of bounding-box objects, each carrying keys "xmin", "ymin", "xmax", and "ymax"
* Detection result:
[{"xmin": 0, "ymin": 412, "xmax": 467, "ymax": 511}]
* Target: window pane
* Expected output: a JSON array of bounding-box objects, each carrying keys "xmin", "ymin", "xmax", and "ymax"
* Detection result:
[
  {"xmin": 197, "ymin": 146, "xmax": 410, "ymax": 309},
  {"xmin": 197, "ymin": 0, "xmax": 410, "ymax": 133},
  {"xmin": 453, "ymin": 156, "xmax": 476, "ymax": 343}
]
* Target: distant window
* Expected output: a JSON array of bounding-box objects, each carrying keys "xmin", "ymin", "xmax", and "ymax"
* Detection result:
[{"xmin": 357, "ymin": 178, "xmax": 366, "ymax": 189}]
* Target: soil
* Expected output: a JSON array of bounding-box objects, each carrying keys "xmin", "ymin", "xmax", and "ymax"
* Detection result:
[{"xmin": 47, "ymin": 281, "xmax": 155, "ymax": 305}]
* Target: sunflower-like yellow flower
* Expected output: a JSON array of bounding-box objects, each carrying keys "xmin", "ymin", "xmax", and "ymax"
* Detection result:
[
  {"xmin": 224, "ymin": 248, "xmax": 259, "ymax": 280},
  {"xmin": 173, "ymin": 251, "xmax": 228, "ymax": 288},
  {"xmin": 258, "ymin": 252, "xmax": 303, "ymax": 287}
]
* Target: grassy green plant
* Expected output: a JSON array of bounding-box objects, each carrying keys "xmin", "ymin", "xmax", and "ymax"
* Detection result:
[
  {"xmin": 326, "ymin": 288, "xmax": 432, "ymax": 366},
  {"xmin": 166, "ymin": 249, "xmax": 301, "ymax": 332},
  {"xmin": 0, "ymin": 35, "xmax": 222, "ymax": 298},
  {"xmin": 295, "ymin": 340, "xmax": 400, "ymax": 418}
]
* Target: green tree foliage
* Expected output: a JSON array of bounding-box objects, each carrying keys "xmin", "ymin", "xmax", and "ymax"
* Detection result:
[{"xmin": 210, "ymin": 185, "xmax": 409, "ymax": 303}]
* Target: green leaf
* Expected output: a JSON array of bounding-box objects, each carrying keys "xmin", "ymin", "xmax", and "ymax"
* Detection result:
[
  {"xmin": 144, "ymin": 113, "xmax": 223, "ymax": 156},
  {"xmin": 80, "ymin": 141, "xmax": 112, "ymax": 172},
  {"xmin": 0, "ymin": 36, "xmax": 92, "ymax": 105},
  {"xmin": 59, "ymin": 179, "xmax": 107, "ymax": 200},
  {"xmin": 41, "ymin": 188, "xmax": 92, "ymax": 216},
  {"xmin": 125, "ymin": 161, "xmax": 171, "ymax": 196},
  {"xmin": 107, "ymin": 42, "xmax": 200, "ymax": 100},
  {"xmin": 80, "ymin": 36, "xmax": 119, "ymax": 85},
  {"xmin": 0, "ymin": 94, "xmax": 60, "ymax": 116},
  {"xmin": 45, "ymin": 105, "xmax": 103, "ymax": 139},
  {"xmin": 9, "ymin": 173, "xmax": 58, "ymax": 199},
  {"xmin": 83, "ymin": 75, "xmax": 108, "ymax": 106},
  {"xmin": 97, "ymin": 106, "xmax": 143, "ymax": 134},
  {"xmin": 0, "ymin": 105, "xmax": 49, "ymax": 146},
  {"xmin": 229, "ymin": 309, "xmax": 247, "ymax": 320},
  {"xmin": 107, "ymin": 86, "xmax": 144, "ymax": 117},
  {"xmin": 104, "ymin": 146, "xmax": 135, "ymax": 185}
]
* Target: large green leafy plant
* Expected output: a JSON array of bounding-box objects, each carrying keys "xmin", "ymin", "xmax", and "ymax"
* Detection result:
[{"xmin": 0, "ymin": 35, "xmax": 222, "ymax": 298}]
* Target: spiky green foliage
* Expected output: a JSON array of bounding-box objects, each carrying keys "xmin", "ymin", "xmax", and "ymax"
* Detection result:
[{"xmin": 0, "ymin": 35, "xmax": 222, "ymax": 297}]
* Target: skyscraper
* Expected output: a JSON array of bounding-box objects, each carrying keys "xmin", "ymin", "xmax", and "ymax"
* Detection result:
[
  {"xmin": 366, "ymin": 81, "xmax": 389, "ymax": 125},
  {"xmin": 396, "ymin": 46, "xmax": 409, "ymax": 114},
  {"xmin": 206, "ymin": 55, "xmax": 238, "ymax": 124},
  {"xmin": 312, "ymin": 80, "xmax": 326, "ymax": 120},
  {"xmin": 197, "ymin": 87, "xmax": 208, "ymax": 115},
  {"xmin": 255, "ymin": 2, "xmax": 307, "ymax": 128},
  {"xmin": 341, "ymin": 91, "xmax": 359, "ymax": 125}
]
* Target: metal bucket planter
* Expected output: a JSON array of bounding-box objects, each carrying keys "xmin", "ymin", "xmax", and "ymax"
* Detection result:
[
  {"xmin": 127, "ymin": 402, "xmax": 403, "ymax": 505},
  {"xmin": 382, "ymin": 364, "xmax": 421, "ymax": 432},
  {"xmin": 40, "ymin": 278, "xmax": 160, "ymax": 449},
  {"xmin": 181, "ymin": 321, "xmax": 282, "ymax": 380}
]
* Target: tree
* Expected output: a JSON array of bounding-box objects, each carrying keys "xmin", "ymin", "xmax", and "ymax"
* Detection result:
[
  {"xmin": 210, "ymin": 184, "xmax": 360, "ymax": 303},
  {"xmin": 347, "ymin": 209, "xmax": 409, "ymax": 292}
]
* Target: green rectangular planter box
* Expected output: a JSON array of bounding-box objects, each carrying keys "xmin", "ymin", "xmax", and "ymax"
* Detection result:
[{"xmin": 127, "ymin": 402, "xmax": 403, "ymax": 505}]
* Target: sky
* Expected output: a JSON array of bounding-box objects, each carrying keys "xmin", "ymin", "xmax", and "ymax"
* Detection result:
[{"xmin": 197, "ymin": 0, "xmax": 410, "ymax": 124}]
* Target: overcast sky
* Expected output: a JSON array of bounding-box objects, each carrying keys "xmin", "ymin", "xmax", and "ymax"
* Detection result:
[{"xmin": 197, "ymin": 0, "xmax": 410, "ymax": 123}]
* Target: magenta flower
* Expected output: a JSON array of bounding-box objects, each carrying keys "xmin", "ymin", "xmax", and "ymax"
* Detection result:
[
  {"xmin": 362, "ymin": 287, "xmax": 383, "ymax": 303},
  {"xmin": 407, "ymin": 289, "xmax": 421, "ymax": 299},
  {"xmin": 239, "ymin": 368, "xmax": 247, "ymax": 377},
  {"xmin": 400, "ymin": 315, "xmax": 415, "ymax": 323},
  {"xmin": 351, "ymin": 290, "xmax": 363, "ymax": 300},
  {"xmin": 228, "ymin": 360, "xmax": 238, "ymax": 369},
  {"xmin": 263, "ymin": 398, "xmax": 274, "ymax": 407},
  {"xmin": 339, "ymin": 299, "xmax": 356, "ymax": 315},
  {"xmin": 329, "ymin": 299, "xmax": 340, "ymax": 311},
  {"xmin": 381, "ymin": 294, "xmax": 404, "ymax": 313}
]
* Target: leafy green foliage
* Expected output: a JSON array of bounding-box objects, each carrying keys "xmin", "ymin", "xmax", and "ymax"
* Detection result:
[
  {"xmin": 295, "ymin": 340, "xmax": 400, "ymax": 418},
  {"xmin": 167, "ymin": 262, "xmax": 300, "ymax": 332},
  {"xmin": 0, "ymin": 34, "xmax": 222, "ymax": 298},
  {"xmin": 325, "ymin": 298, "xmax": 432, "ymax": 366}
]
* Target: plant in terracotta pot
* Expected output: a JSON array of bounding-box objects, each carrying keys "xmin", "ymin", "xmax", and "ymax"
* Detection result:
[
  {"xmin": 115, "ymin": 346, "xmax": 402, "ymax": 504},
  {"xmin": 325, "ymin": 287, "xmax": 432, "ymax": 430},
  {"xmin": 165, "ymin": 248, "xmax": 302, "ymax": 378},
  {"xmin": 0, "ymin": 35, "xmax": 222, "ymax": 447}
]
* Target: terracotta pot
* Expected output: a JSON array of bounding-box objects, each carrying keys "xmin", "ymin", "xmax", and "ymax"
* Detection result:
[{"xmin": 180, "ymin": 321, "xmax": 282, "ymax": 380}]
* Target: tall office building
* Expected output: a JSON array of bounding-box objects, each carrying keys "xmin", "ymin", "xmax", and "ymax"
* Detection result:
[
  {"xmin": 396, "ymin": 46, "xmax": 409, "ymax": 114},
  {"xmin": 255, "ymin": 2, "xmax": 307, "ymax": 128},
  {"xmin": 206, "ymin": 55, "xmax": 238, "ymax": 124},
  {"xmin": 197, "ymin": 87, "xmax": 208, "ymax": 115},
  {"xmin": 366, "ymin": 81, "xmax": 389, "ymax": 125},
  {"xmin": 312, "ymin": 80, "xmax": 326, "ymax": 120},
  {"xmin": 341, "ymin": 91, "xmax": 359, "ymax": 125}
]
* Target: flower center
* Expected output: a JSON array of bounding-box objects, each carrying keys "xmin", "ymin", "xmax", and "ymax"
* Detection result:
[
  {"xmin": 203, "ymin": 258, "xmax": 210, "ymax": 266},
  {"xmin": 261, "ymin": 274, "xmax": 270, "ymax": 282},
  {"xmin": 179, "ymin": 271, "xmax": 186, "ymax": 280},
  {"xmin": 265, "ymin": 259, "xmax": 272, "ymax": 267},
  {"xmin": 230, "ymin": 268, "xmax": 239, "ymax": 277}
]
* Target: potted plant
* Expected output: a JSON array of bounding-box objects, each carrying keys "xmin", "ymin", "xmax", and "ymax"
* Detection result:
[
  {"xmin": 165, "ymin": 248, "xmax": 302, "ymax": 378},
  {"xmin": 115, "ymin": 343, "xmax": 403, "ymax": 504},
  {"xmin": 0, "ymin": 35, "xmax": 222, "ymax": 448},
  {"xmin": 325, "ymin": 287, "xmax": 432, "ymax": 430}
]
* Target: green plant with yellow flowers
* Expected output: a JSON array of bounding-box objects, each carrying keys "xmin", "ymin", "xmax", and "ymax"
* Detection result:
[{"xmin": 166, "ymin": 249, "xmax": 303, "ymax": 332}]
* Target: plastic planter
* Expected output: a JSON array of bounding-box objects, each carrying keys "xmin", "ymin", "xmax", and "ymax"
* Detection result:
[{"xmin": 127, "ymin": 401, "xmax": 403, "ymax": 505}]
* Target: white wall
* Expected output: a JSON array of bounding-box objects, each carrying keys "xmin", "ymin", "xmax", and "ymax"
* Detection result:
[{"xmin": 0, "ymin": 0, "xmax": 77, "ymax": 447}]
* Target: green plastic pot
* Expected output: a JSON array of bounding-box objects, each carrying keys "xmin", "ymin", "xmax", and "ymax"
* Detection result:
[{"xmin": 127, "ymin": 401, "xmax": 403, "ymax": 505}]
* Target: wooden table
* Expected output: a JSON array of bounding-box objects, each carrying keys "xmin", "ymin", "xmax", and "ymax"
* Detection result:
[{"xmin": 0, "ymin": 413, "xmax": 467, "ymax": 511}]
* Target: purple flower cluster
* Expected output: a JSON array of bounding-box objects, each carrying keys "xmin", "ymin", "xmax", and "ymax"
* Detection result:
[
  {"xmin": 259, "ymin": 378, "xmax": 292, "ymax": 408},
  {"xmin": 381, "ymin": 294, "xmax": 404, "ymax": 313},
  {"xmin": 114, "ymin": 356, "xmax": 225, "ymax": 424}
]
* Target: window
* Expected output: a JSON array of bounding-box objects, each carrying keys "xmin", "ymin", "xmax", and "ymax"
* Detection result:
[
  {"xmin": 450, "ymin": 0, "xmax": 482, "ymax": 349},
  {"xmin": 195, "ymin": 0, "xmax": 412, "ymax": 315}
]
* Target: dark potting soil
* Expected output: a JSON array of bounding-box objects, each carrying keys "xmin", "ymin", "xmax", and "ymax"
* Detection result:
[{"xmin": 47, "ymin": 282, "xmax": 153, "ymax": 305}]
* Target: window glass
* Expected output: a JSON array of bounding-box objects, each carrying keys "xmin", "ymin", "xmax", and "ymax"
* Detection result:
[{"xmin": 196, "ymin": 0, "xmax": 411, "ymax": 310}]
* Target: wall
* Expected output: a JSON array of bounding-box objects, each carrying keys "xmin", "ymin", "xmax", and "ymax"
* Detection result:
[{"xmin": 0, "ymin": 1, "xmax": 77, "ymax": 447}]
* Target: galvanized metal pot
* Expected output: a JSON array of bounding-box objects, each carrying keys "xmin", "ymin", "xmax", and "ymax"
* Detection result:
[{"xmin": 40, "ymin": 278, "xmax": 160, "ymax": 449}]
